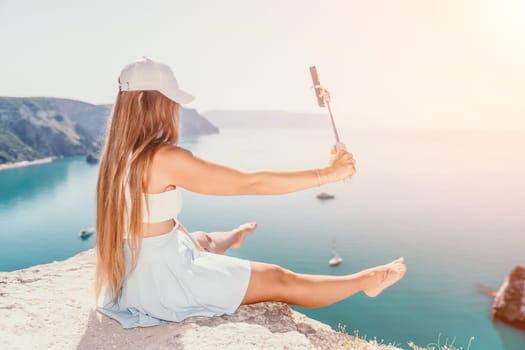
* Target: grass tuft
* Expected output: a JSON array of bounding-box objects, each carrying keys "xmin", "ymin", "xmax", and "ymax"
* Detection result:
[{"xmin": 336, "ymin": 324, "xmax": 475, "ymax": 350}]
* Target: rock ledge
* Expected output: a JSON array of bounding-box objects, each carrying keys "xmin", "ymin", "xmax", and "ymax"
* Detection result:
[
  {"xmin": 492, "ymin": 265, "xmax": 525, "ymax": 331},
  {"xmin": 0, "ymin": 249, "xmax": 399, "ymax": 350}
]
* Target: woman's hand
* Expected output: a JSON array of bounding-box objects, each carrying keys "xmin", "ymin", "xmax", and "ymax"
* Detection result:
[{"xmin": 322, "ymin": 146, "xmax": 356, "ymax": 183}]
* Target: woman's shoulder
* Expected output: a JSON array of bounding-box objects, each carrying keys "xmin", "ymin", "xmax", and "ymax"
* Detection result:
[
  {"xmin": 152, "ymin": 144, "xmax": 195, "ymax": 172},
  {"xmin": 148, "ymin": 144, "xmax": 194, "ymax": 192},
  {"xmin": 155, "ymin": 144, "xmax": 192, "ymax": 161}
]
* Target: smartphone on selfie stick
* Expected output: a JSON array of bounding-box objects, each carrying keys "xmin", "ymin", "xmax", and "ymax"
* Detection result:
[{"xmin": 309, "ymin": 66, "xmax": 346, "ymax": 151}]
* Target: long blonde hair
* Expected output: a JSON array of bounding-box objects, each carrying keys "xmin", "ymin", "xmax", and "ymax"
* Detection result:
[{"xmin": 95, "ymin": 90, "xmax": 180, "ymax": 303}]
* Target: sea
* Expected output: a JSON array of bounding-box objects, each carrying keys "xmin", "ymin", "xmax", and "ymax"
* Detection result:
[{"xmin": 1, "ymin": 127, "xmax": 524, "ymax": 350}]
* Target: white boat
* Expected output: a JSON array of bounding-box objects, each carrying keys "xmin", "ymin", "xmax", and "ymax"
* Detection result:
[
  {"xmin": 329, "ymin": 253, "xmax": 343, "ymax": 266},
  {"xmin": 79, "ymin": 227, "xmax": 95, "ymax": 239},
  {"xmin": 317, "ymin": 192, "xmax": 335, "ymax": 200}
]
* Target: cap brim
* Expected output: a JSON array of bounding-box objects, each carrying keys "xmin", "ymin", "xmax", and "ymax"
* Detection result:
[{"xmin": 162, "ymin": 88, "xmax": 195, "ymax": 105}]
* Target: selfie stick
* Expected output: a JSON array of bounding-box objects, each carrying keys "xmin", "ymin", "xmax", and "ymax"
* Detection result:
[{"xmin": 309, "ymin": 66, "xmax": 346, "ymax": 151}]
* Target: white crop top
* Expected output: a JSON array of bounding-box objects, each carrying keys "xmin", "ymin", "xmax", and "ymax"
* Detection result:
[
  {"xmin": 142, "ymin": 188, "xmax": 183, "ymax": 223},
  {"xmin": 123, "ymin": 187, "xmax": 183, "ymax": 238}
]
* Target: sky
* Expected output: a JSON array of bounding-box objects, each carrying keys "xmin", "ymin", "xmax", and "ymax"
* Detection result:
[{"xmin": 1, "ymin": 0, "xmax": 524, "ymax": 129}]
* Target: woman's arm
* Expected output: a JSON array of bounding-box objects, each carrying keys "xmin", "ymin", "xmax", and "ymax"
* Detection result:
[{"xmin": 154, "ymin": 145, "xmax": 355, "ymax": 196}]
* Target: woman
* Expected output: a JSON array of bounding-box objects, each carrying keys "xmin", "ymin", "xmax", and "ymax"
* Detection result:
[{"xmin": 95, "ymin": 57, "xmax": 406, "ymax": 328}]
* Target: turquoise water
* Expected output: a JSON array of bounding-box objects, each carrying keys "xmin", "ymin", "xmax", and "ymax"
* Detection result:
[{"xmin": 1, "ymin": 128, "xmax": 524, "ymax": 349}]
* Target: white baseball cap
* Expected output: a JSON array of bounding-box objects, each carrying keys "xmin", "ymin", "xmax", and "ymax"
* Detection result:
[{"xmin": 118, "ymin": 56, "xmax": 194, "ymax": 104}]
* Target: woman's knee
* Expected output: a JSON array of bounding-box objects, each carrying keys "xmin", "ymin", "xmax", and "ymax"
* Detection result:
[
  {"xmin": 192, "ymin": 231, "xmax": 212, "ymax": 250},
  {"xmin": 242, "ymin": 262, "xmax": 297, "ymax": 304},
  {"xmin": 274, "ymin": 265, "xmax": 296, "ymax": 288}
]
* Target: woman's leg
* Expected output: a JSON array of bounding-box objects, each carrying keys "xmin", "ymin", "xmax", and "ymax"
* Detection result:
[
  {"xmin": 241, "ymin": 258, "xmax": 406, "ymax": 307},
  {"xmin": 192, "ymin": 222, "xmax": 257, "ymax": 254}
]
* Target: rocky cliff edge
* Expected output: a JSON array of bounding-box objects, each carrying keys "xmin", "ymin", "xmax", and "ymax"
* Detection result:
[{"xmin": 0, "ymin": 249, "xmax": 400, "ymax": 350}]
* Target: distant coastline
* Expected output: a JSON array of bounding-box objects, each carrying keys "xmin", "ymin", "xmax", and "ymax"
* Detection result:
[
  {"xmin": 0, "ymin": 157, "xmax": 56, "ymax": 171},
  {"xmin": 0, "ymin": 97, "xmax": 218, "ymax": 165}
]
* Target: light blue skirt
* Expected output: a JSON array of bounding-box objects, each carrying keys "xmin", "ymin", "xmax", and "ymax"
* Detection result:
[{"xmin": 96, "ymin": 228, "xmax": 252, "ymax": 328}]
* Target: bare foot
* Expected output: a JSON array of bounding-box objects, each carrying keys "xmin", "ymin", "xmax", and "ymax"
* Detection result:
[
  {"xmin": 363, "ymin": 257, "xmax": 407, "ymax": 297},
  {"xmin": 232, "ymin": 222, "xmax": 257, "ymax": 249}
]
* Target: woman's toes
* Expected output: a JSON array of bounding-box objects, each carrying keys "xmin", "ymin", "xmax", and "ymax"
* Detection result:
[
  {"xmin": 239, "ymin": 222, "xmax": 257, "ymax": 234},
  {"xmin": 364, "ymin": 258, "xmax": 407, "ymax": 298},
  {"xmin": 232, "ymin": 222, "xmax": 257, "ymax": 248}
]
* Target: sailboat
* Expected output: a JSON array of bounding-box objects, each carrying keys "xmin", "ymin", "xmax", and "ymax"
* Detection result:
[
  {"xmin": 328, "ymin": 240, "xmax": 343, "ymax": 267},
  {"xmin": 79, "ymin": 227, "xmax": 95, "ymax": 239},
  {"xmin": 329, "ymin": 251, "xmax": 343, "ymax": 266}
]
